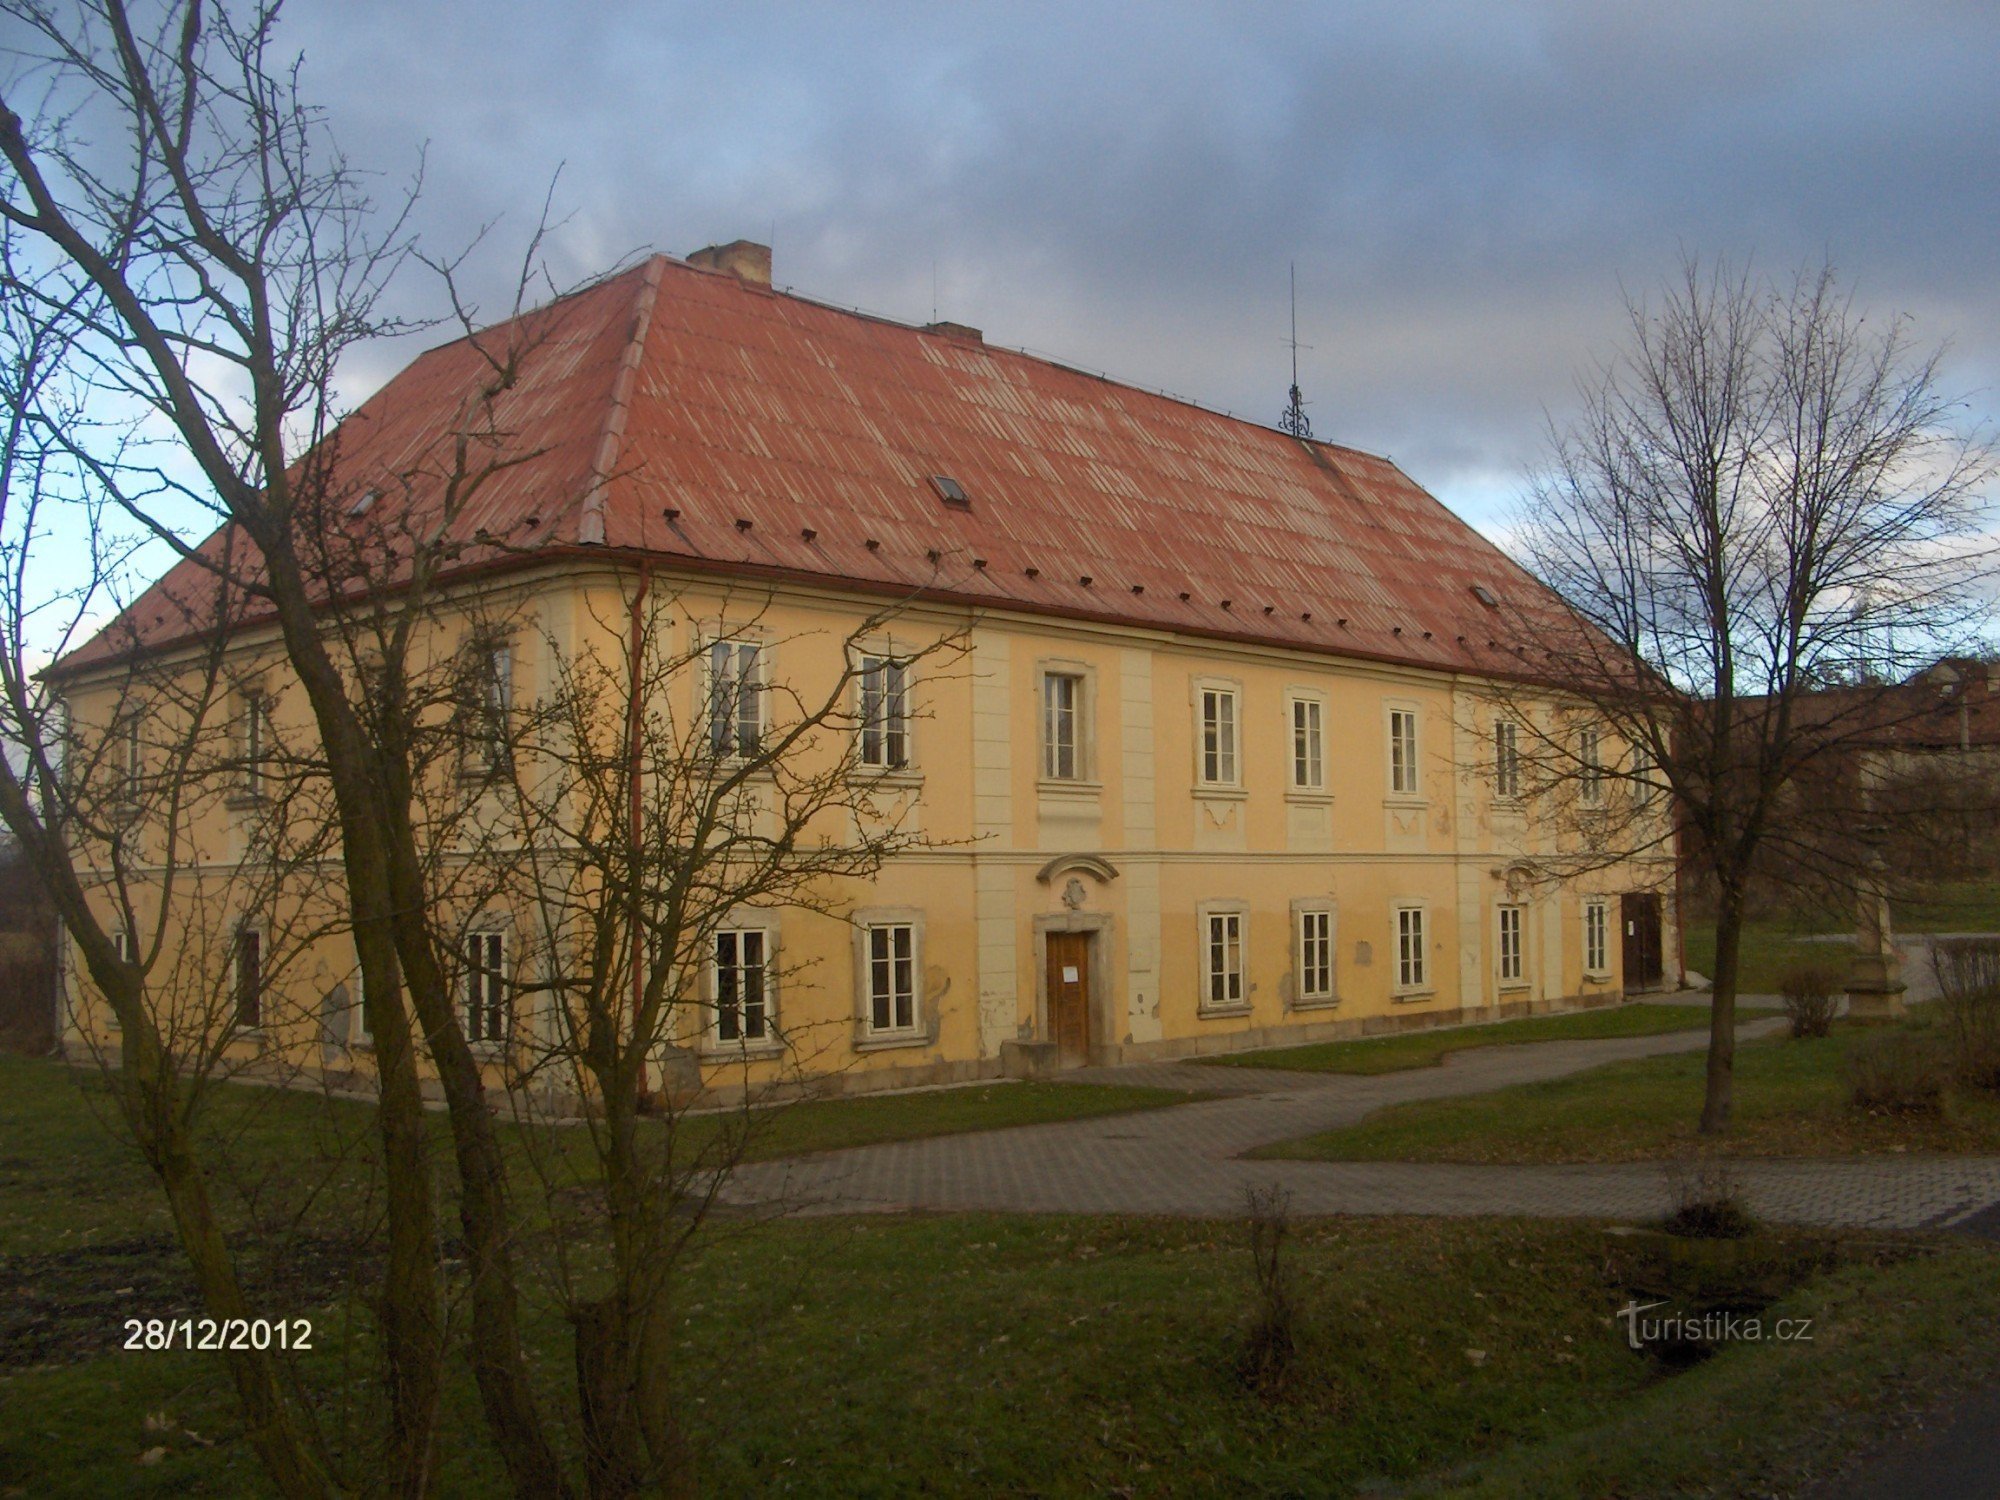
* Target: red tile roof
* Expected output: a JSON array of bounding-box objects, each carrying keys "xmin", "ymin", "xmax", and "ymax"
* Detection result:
[{"xmin": 60, "ymin": 252, "xmax": 1573, "ymax": 679}]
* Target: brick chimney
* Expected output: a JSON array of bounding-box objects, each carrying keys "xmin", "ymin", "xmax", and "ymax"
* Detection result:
[{"xmin": 686, "ymin": 240, "xmax": 771, "ymax": 286}]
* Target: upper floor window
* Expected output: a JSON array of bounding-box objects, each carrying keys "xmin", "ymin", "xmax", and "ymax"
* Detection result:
[
  {"xmin": 1631, "ymin": 741, "xmax": 1658, "ymax": 810},
  {"xmin": 242, "ymin": 694, "xmax": 269, "ymax": 797},
  {"xmin": 1579, "ymin": 727, "xmax": 1603, "ymax": 806},
  {"xmin": 1200, "ymin": 686, "xmax": 1238, "ymax": 786},
  {"xmin": 713, "ymin": 927, "xmax": 771, "ymax": 1044},
  {"xmin": 233, "ymin": 924, "xmax": 263, "ymax": 1029},
  {"xmin": 858, "ymin": 656, "xmax": 910, "ymax": 771},
  {"xmin": 707, "ymin": 639, "xmax": 764, "ymax": 759},
  {"xmin": 121, "ymin": 710, "xmax": 143, "ymax": 795},
  {"xmin": 1290, "ymin": 697, "xmax": 1324, "ymax": 791},
  {"xmin": 1494, "ymin": 719, "xmax": 1520, "ymax": 800},
  {"xmin": 1388, "ymin": 709, "xmax": 1419, "ymax": 796},
  {"xmin": 465, "ymin": 930, "xmax": 508, "ymax": 1045},
  {"xmin": 865, "ymin": 922, "xmax": 918, "ymax": 1034},
  {"xmin": 1042, "ymin": 671, "xmax": 1084, "ymax": 780},
  {"xmin": 469, "ymin": 642, "xmax": 513, "ymax": 770}
]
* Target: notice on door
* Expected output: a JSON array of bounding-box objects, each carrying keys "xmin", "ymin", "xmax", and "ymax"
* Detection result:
[{"xmin": 1062, "ymin": 966, "xmax": 1079, "ymax": 983}]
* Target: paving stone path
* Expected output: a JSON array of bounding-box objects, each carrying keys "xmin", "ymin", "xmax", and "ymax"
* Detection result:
[{"xmin": 723, "ymin": 1007, "xmax": 2000, "ymax": 1229}]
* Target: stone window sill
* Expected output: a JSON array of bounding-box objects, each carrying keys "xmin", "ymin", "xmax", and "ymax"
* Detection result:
[
  {"xmin": 1289, "ymin": 994, "xmax": 1340, "ymax": 1012},
  {"xmin": 854, "ymin": 1030, "xmax": 930, "ymax": 1054},
  {"xmin": 1197, "ymin": 1003, "xmax": 1253, "ymax": 1020},
  {"xmin": 1391, "ymin": 989, "xmax": 1437, "ymax": 1004},
  {"xmin": 1037, "ymin": 777, "xmax": 1102, "ymax": 798},
  {"xmin": 1192, "ymin": 784, "xmax": 1247, "ymax": 801},
  {"xmin": 1285, "ymin": 788, "xmax": 1333, "ymax": 804},
  {"xmin": 698, "ymin": 1041, "xmax": 785, "ymax": 1063}
]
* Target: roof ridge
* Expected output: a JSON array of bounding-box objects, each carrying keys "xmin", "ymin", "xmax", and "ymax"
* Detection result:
[{"xmin": 575, "ymin": 256, "xmax": 666, "ymax": 546}]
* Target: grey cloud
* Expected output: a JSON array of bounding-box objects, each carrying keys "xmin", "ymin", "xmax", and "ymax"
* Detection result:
[{"xmin": 273, "ymin": 0, "xmax": 2000, "ymax": 527}]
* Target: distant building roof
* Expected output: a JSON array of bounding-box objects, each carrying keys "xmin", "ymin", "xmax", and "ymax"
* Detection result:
[{"xmin": 60, "ymin": 248, "xmax": 1574, "ymax": 680}]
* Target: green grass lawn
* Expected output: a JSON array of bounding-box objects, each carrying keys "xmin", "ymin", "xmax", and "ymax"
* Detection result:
[
  {"xmin": 1259, "ymin": 1022, "xmax": 2000, "ymax": 1165},
  {"xmin": 0, "ymin": 1055, "xmax": 1194, "ymax": 1254},
  {"xmin": 5, "ymin": 1053, "xmax": 2000, "ymax": 1495},
  {"xmin": 1201, "ymin": 1001, "xmax": 1720, "ymax": 1076}
]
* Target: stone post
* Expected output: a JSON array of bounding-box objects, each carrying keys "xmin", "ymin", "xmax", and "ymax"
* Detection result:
[{"xmin": 1845, "ymin": 827, "xmax": 1906, "ymax": 1023}]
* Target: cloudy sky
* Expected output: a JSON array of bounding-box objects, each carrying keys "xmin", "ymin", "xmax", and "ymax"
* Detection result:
[{"xmin": 263, "ymin": 0, "xmax": 1998, "ymax": 535}]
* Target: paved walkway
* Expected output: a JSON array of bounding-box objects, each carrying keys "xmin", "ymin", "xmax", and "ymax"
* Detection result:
[{"xmin": 723, "ymin": 1006, "xmax": 2000, "ymax": 1229}]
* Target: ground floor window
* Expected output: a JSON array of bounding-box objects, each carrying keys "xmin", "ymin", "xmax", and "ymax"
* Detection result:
[
  {"xmin": 1296, "ymin": 908, "xmax": 1333, "ymax": 1002},
  {"xmin": 1204, "ymin": 911, "xmax": 1244, "ymax": 1007},
  {"xmin": 1396, "ymin": 906, "xmax": 1427, "ymax": 991},
  {"xmin": 1497, "ymin": 904, "xmax": 1525, "ymax": 984},
  {"xmin": 233, "ymin": 925, "xmax": 262, "ymax": 1029},
  {"xmin": 866, "ymin": 923, "xmax": 916, "ymax": 1033},
  {"xmin": 1584, "ymin": 900, "xmax": 1609, "ymax": 975},
  {"xmin": 714, "ymin": 928, "xmax": 771, "ymax": 1043},
  {"xmin": 465, "ymin": 930, "xmax": 508, "ymax": 1044}
]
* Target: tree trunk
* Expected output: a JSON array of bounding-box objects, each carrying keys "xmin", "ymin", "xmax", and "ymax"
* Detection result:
[
  {"xmin": 1700, "ymin": 887, "xmax": 1745, "ymax": 1133},
  {"xmin": 573, "ymin": 1295, "xmax": 644, "ymax": 1499}
]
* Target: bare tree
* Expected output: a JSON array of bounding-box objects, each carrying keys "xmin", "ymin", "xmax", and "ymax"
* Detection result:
[
  {"xmin": 1516, "ymin": 254, "xmax": 1994, "ymax": 1132},
  {"xmin": 0, "ymin": 2, "xmax": 577, "ymax": 1491},
  {"xmin": 479, "ymin": 579, "xmax": 966, "ymax": 1497}
]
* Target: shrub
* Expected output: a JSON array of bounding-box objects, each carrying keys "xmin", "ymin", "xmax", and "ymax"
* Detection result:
[
  {"xmin": 1847, "ymin": 1031, "xmax": 1947, "ymax": 1115},
  {"xmin": 1238, "ymin": 1184, "xmax": 1296, "ymax": 1397},
  {"xmin": 1777, "ymin": 961, "xmax": 1843, "ymax": 1040},
  {"xmin": 1933, "ymin": 938, "xmax": 2000, "ymax": 1092},
  {"xmin": 1660, "ymin": 1155, "xmax": 1757, "ymax": 1240}
]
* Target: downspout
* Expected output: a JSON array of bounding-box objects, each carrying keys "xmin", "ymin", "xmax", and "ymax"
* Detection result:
[{"xmin": 628, "ymin": 559, "xmax": 651, "ymax": 1099}]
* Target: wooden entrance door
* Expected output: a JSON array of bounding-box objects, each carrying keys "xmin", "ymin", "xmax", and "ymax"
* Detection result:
[
  {"xmin": 1621, "ymin": 893, "xmax": 1664, "ymax": 991},
  {"xmin": 1046, "ymin": 932, "xmax": 1091, "ymax": 1064}
]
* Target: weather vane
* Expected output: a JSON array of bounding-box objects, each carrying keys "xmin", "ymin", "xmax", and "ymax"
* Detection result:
[{"xmin": 1278, "ymin": 261, "xmax": 1313, "ymax": 440}]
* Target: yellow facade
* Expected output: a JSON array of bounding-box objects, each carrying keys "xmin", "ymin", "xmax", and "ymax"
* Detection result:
[{"xmin": 59, "ymin": 561, "xmax": 1677, "ymax": 1098}]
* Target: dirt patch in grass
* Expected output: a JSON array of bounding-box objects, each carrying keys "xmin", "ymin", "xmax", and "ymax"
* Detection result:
[{"xmin": 0, "ymin": 1232, "xmax": 369, "ymax": 1369}]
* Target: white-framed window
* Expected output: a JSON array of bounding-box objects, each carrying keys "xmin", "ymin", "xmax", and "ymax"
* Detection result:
[
  {"xmin": 712, "ymin": 927, "xmax": 772, "ymax": 1044},
  {"xmin": 469, "ymin": 641, "xmax": 513, "ymax": 770},
  {"xmin": 242, "ymin": 693, "xmax": 269, "ymax": 797},
  {"xmin": 1584, "ymin": 900, "xmax": 1609, "ymax": 975},
  {"xmin": 864, "ymin": 922, "xmax": 917, "ymax": 1034},
  {"xmin": 465, "ymin": 929, "xmax": 508, "ymax": 1045},
  {"xmin": 1199, "ymin": 686, "xmax": 1239, "ymax": 786},
  {"xmin": 706, "ymin": 638, "xmax": 764, "ymax": 759},
  {"xmin": 1497, "ymin": 904, "xmax": 1525, "ymax": 984},
  {"xmin": 858, "ymin": 656, "xmax": 911, "ymax": 770},
  {"xmin": 1395, "ymin": 906, "xmax": 1427, "ymax": 990},
  {"xmin": 1631, "ymin": 741, "xmax": 1658, "ymax": 810},
  {"xmin": 1042, "ymin": 670, "xmax": 1084, "ymax": 780},
  {"xmin": 113, "ymin": 926, "xmax": 137, "ymax": 967},
  {"xmin": 351, "ymin": 958, "xmax": 373, "ymax": 1048},
  {"xmin": 1494, "ymin": 719, "xmax": 1520, "ymax": 801},
  {"xmin": 1579, "ymin": 726, "xmax": 1603, "ymax": 805},
  {"xmin": 1296, "ymin": 907, "xmax": 1333, "ymax": 1003},
  {"xmin": 1290, "ymin": 696, "xmax": 1325, "ymax": 791},
  {"xmin": 233, "ymin": 923, "xmax": 264, "ymax": 1029},
  {"xmin": 1389, "ymin": 708, "xmax": 1419, "ymax": 796},
  {"xmin": 1203, "ymin": 910, "xmax": 1245, "ymax": 1008},
  {"xmin": 121, "ymin": 710, "xmax": 143, "ymax": 794}
]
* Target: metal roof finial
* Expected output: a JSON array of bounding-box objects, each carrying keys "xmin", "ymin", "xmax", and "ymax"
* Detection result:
[{"xmin": 1279, "ymin": 262, "xmax": 1313, "ymax": 440}]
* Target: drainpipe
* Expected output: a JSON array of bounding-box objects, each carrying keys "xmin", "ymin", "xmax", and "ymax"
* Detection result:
[{"xmin": 628, "ymin": 560, "xmax": 651, "ymax": 1099}]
